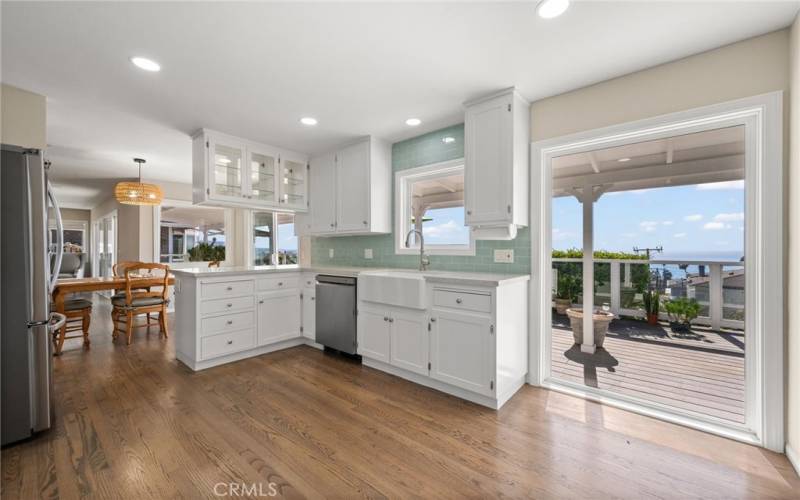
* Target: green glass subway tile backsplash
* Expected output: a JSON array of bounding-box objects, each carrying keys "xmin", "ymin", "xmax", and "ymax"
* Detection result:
[{"xmin": 310, "ymin": 123, "xmax": 531, "ymax": 274}]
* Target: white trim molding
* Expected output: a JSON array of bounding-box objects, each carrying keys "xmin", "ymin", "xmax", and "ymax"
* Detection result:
[
  {"xmin": 786, "ymin": 443, "xmax": 799, "ymax": 477},
  {"xmin": 394, "ymin": 158, "xmax": 476, "ymax": 256},
  {"xmin": 529, "ymin": 91, "xmax": 784, "ymax": 451}
]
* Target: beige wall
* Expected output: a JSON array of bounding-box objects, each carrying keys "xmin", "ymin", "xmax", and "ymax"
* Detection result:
[
  {"xmin": 530, "ymin": 29, "xmax": 789, "ymax": 141},
  {"xmin": 788, "ymin": 15, "xmax": 800, "ymax": 466},
  {"xmin": 0, "ymin": 84, "xmax": 46, "ymax": 149},
  {"xmin": 90, "ymin": 196, "xmax": 144, "ymax": 263},
  {"xmin": 530, "ymin": 28, "xmax": 795, "ymax": 456}
]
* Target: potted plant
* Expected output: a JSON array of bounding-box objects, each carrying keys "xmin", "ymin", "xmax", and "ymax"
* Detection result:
[
  {"xmin": 663, "ymin": 297, "xmax": 700, "ymax": 333},
  {"xmin": 565, "ymin": 308, "xmax": 615, "ymax": 348},
  {"xmin": 642, "ymin": 290, "xmax": 661, "ymax": 325},
  {"xmin": 187, "ymin": 239, "xmax": 226, "ymax": 263},
  {"xmin": 554, "ymin": 272, "xmax": 580, "ymax": 315}
]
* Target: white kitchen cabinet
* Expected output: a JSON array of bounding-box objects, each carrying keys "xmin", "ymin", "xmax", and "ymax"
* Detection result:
[
  {"xmin": 300, "ymin": 137, "xmax": 391, "ymax": 236},
  {"xmin": 357, "ymin": 303, "xmax": 392, "ymax": 363},
  {"xmin": 301, "ymin": 286, "xmax": 316, "ymax": 341},
  {"xmin": 389, "ymin": 308, "xmax": 429, "ymax": 376},
  {"xmin": 192, "ymin": 128, "xmax": 308, "ymax": 211},
  {"xmin": 464, "ymin": 88, "xmax": 529, "ymax": 229},
  {"xmin": 429, "ymin": 309, "xmax": 494, "ymax": 396},
  {"xmin": 257, "ymin": 289, "xmax": 302, "ymax": 345}
]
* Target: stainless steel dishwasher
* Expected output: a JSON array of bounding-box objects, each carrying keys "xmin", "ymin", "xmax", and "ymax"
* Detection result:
[{"xmin": 315, "ymin": 275, "xmax": 358, "ymax": 355}]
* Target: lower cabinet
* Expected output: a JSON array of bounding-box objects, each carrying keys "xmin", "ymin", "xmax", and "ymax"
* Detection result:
[
  {"xmin": 301, "ymin": 287, "xmax": 316, "ymax": 340},
  {"xmin": 389, "ymin": 308, "xmax": 428, "ymax": 376},
  {"xmin": 257, "ymin": 289, "xmax": 301, "ymax": 346},
  {"xmin": 429, "ymin": 308, "xmax": 494, "ymax": 396},
  {"xmin": 357, "ymin": 304, "xmax": 392, "ymax": 363}
]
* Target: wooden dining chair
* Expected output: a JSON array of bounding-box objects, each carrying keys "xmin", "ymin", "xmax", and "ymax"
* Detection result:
[
  {"xmin": 51, "ymin": 298, "xmax": 92, "ymax": 355},
  {"xmin": 112, "ymin": 260, "xmax": 157, "ymax": 326},
  {"xmin": 111, "ymin": 263, "xmax": 170, "ymax": 345}
]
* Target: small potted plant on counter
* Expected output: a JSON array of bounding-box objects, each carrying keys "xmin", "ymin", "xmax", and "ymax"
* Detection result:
[
  {"xmin": 565, "ymin": 308, "xmax": 615, "ymax": 348},
  {"xmin": 642, "ymin": 290, "xmax": 661, "ymax": 325},
  {"xmin": 554, "ymin": 272, "xmax": 580, "ymax": 315},
  {"xmin": 663, "ymin": 297, "xmax": 700, "ymax": 333}
]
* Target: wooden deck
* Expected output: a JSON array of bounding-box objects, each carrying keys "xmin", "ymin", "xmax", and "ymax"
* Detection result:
[{"xmin": 551, "ymin": 315, "xmax": 745, "ymax": 424}]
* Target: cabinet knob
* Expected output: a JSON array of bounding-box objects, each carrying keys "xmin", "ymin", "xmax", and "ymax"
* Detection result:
[
  {"xmin": 226, "ymin": 286, "xmax": 233, "ymax": 291},
  {"xmin": 330, "ymin": 223, "xmax": 335, "ymax": 228},
  {"xmin": 227, "ymin": 340, "xmax": 233, "ymax": 345},
  {"xmin": 226, "ymin": 320, "xmax": 233, "ymax": 325},
  {"xmin": 226, "ymin": 303, "xmax": 233, "ymax": 308},
  {"xmin": 259, "ymin": 300, "xmax": 264, "ymax": 304},
  {"xmin": 363, "ymin": 221, "xmax": 367, "ymax": 225},
  {"xmin": 456, "ymin": 298, "xmax": 463, "ymax": 304},
  {"xmin": 311, "ymin": 297, "xmax": 315, "ymax": 301},
  {"xmin": 278, "ymin": 282, "xmax": 283, "ymax": 286},
  {"xmin": 388, "ymin": 318, "xmax": 394, "ymax": 323},
  {"xmin": 383, "ymin": 316, "xmax": 388, "ymax": 322},
  {"xmin": 430, "ymin": 317, "xmax": 436, "ymax": 322}
]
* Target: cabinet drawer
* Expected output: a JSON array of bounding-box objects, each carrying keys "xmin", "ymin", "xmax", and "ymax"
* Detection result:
[
  {"xmin": 201, "ymin": 328, "xmax": 255, "ymax": 360},
  {"xmin": 257, "ymin": 276, "xmax": 299, "ymax": 291},
  {"xmin": 201, "ymin": 280, "xmax": 255, "ymax": 299},
  {"xmin": 433, "ymin": 289, "xmax": 491, "ymax": 313},
  {"xmin": 201, "ymin": 296, "xmax": 254, "ymax": 316},
  {"xmin": 201, "ymin": 311, "xmax": 255, "ymax": 336}
]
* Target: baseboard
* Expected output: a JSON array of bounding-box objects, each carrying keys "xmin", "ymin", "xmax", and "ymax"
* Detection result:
[{"xmin": 786, "ymin": 443, "xmax": 799, "ymax": 477}]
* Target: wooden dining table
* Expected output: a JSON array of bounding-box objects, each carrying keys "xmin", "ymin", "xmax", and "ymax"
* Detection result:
[{"xmin": 52, "ymin": 275, "xmax": 176, "ymax": 314}]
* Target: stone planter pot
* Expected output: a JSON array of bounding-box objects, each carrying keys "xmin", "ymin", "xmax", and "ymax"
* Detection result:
[
  {"xmin": 554, "ymin": 298, "xmax": 571, "ymax": 315},
  {"xmin": 566, "ymin": 308, "xmax": 615, "ymax": 348}
]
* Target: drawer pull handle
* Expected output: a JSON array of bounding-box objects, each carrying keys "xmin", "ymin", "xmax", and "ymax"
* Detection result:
[
  {"xmin": 430, "ymin": 318, "xmax": 436, "ymax": 322},
  {"xmin": 456, "ymin": 298, "xmax": 463, "ymax": 304},
  {"xmin": 383, "ymin": 316, "xmax": 388, "ymax": 322},
  {"xmin": 226, "ymin": 286, "xmax": 233, "ymax": 291},
  {"xmin": 278, "ymin": 282, "xmax": 283, "ymax": 286},
  {"xmin": 226, "ymin": 320, "xmax": 233, "ymax": 325},
  {"xmin": 226, "ymin": 303, "xmax": 233, "ymax": 308},
  {"xmin": 311, "ymin": 297, "xmax": 315, "ymax": 301},
  {"xmin": 259, "ymin": 300, "xmax": 264, "ymax": 304},
  {"xmin": 227, "ymin": 340, "xmax": 233, "ymax": 345},
  {"xmin": 388, "ymin": 318, "xmax": 394, "ymax": 323}
]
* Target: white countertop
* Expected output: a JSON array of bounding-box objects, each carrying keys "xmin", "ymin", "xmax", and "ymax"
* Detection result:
[{"xmin": 170, "ymin": 265, "xmax": 529, "ymax": 286}]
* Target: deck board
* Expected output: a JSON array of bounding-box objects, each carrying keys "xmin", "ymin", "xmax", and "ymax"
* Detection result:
[{"xmin": 551, "ymin": 318, "xmax": 745, "ymax": 424}]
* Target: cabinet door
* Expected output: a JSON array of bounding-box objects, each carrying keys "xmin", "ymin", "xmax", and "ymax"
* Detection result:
[
  {"xmin": 301, "ymin": 288, "xmax": 315, "ymax": 340},
  {"xmin": 257, "ymin": 290, "xmax": 301, "ymax": 346},
  {"xmin": 430, "ymin": 309, "xmax": 494, "ymax": 396},
  {"xmin": 209, "ymin": 136, "xmax": 248, "ymax": 202},
  {"xmin": 465, "ymin": 94, "xmax": 512, "ymax": 225},
  {"xmin": 309, "ymin": 152, "xmax": 337, "ymax": 233},
  {"xmin": 279, "ymin": 153, "xmax": 308, "ymax": 210},
  {"xmin": 389, "ymin": 308, "xmax": 428, "ymax": 376},
  {"xmin": 336, "ymin": 140, "xmax": 370, "ymax": 232},
  {"xmin": 357, "ymin": 304, "xmax": 390, "ymax": 363},
  {"xmin": 248, "ymin": 145, "xmax": 279, "ymax": 205}
]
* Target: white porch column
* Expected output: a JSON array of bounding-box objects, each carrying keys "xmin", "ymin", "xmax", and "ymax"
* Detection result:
[
  {"xmin": 610, "ymin": 261, "xmax": 621, "ymax": 315},
  {"xmin": 581, "ymin": 185, "xmax": 595, "ymax": 353},
  {"xmin": 709, "ymin": 263, "xmax": 723, "ymax": 331}
]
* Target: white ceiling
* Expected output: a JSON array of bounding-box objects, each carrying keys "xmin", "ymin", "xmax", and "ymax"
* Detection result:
[{"xmin": 2, "ymin": 1, "xmax": 797, "ymax": 208}]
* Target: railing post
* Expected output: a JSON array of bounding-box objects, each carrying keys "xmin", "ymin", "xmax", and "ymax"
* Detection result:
[
  {"xmin": 710, "ymin": 263, "xmax": 723, "ymax": 331},
  {"xmin": 610, "ymin": 261, "xmax": 621, "ymax": 315},
  {"xmin": 624, "ymin": 263, "xmax": 631, "ymax": 287}
]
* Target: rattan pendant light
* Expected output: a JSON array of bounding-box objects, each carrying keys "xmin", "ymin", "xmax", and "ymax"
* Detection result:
[{"xmin": 114, "ymin": 158, "xmax": 163, "ymax": 206}]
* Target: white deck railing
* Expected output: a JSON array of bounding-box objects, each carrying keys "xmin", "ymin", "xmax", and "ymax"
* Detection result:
[{"xmin": 552, "ymin": 258, "xmax": 745, "ymax": 331}]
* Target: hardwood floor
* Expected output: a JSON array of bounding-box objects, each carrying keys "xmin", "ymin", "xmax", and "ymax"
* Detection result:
[{"xmin": 2, "ymin": 297, "xmax": 799, "ymax": 499}]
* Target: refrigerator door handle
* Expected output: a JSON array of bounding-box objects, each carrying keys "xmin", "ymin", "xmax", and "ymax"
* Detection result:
[
  {"xmin": 46, "ymin": 181, "xmax": 63, "ymax": 294},
  {"xmin": 47, "ymin": 313, "xmax": 66, "ymax": 334}
]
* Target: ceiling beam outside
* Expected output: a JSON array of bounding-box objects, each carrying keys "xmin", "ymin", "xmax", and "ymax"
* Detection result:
[
  {"xmin": 588, "ymin": 152, "xmax": 600, "ymax": 173},
  {"xmin": 666, "ymin": 138, "xmax": 674, "ymax": 164}
]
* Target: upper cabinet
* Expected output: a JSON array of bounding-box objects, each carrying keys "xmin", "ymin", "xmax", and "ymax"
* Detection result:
[
  {"xmin": 464, "ymin": 88, "xmax": 529, "ymax": 231},
  {"xmin": 296, "ymin": 136, "xmax": 391, "ymax": 236},
  {"xmin": 193, "ymin": 129, "xmax": 309, "ymax": 211}
]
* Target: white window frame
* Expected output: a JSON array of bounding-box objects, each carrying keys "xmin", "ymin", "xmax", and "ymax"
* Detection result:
[
  {"xmin": 244, "ymin": 210, "xmax": 299, "ymax": 267},
  {"xmin": 529, "ymin": 91, "xmax": 783, "ymax": 452},
  {"xmin": 152, "ymin": 199, "xmax": 234, "ymax": 268},
  {"xmin": 394, "ymin": 159, "xmax": 475, "ymax": 256}
]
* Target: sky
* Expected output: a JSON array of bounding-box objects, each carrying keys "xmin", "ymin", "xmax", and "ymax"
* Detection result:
[
  {"xmin": 422, "ymin": 207, "xmax": 470, "ymax": 245},
  {"xmin": 553, "ymin": 180, "xmax": 745, "ymax": 259}
]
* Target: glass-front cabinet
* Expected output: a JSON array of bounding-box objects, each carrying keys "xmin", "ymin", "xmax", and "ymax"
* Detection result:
[
  {"xmin": 279, "ymin": 153, "xmax": 308, "ymax": 210},
  {"xmin": 193, "ymin": 129, "xmax": 308, "ymax": 211},
  {"xmin": 249, "ymin": 147, "xmax": 278, "ymax": 204},
  {"xmin": 209, "ymin": 137, "xmax": 247, "ymax": 201}
]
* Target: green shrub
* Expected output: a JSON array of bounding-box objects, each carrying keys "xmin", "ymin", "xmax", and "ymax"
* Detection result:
[
  {"xmin": 663, "ymin": 297, "xmax": 700, "ymax": 326},
  {"xmin": 188, "ymin": 240, "xmax": 226, "ymax": 262}
]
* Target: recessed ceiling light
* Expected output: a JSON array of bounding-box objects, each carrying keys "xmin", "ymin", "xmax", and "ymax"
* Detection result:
[
  {"xmin": 537, "ymin": 0, "xmax": 570, "ymax": 19},
  {"xmin": 300, "ymin": 117, "xmax": 318, "ymax": 126},
  {"xmin": 405, "ymin": 118, "xmax": 421, "ymax": 126},
  {"xmin": 618, "ymin": 157, "xmax": 631, "ymax": 162},
  {"xmin": 130, "ymin": 56, "xmax": 161, "ymax": 72},
  {"xmin": 442, "ymin": 136, "xmax": 455, "ymax": 144}
]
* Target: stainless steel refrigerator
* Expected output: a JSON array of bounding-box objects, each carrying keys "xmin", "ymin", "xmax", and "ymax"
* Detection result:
[{"xmin": 1, "ymin": 145, "xmax": 66, "ymax": 446}]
